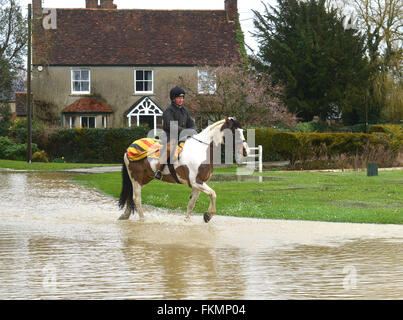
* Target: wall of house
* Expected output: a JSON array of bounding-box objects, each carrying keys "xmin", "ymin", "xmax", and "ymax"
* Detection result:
[{"xmin": 32, "ymin": 65, "xmax": 198, "ymax": 127}]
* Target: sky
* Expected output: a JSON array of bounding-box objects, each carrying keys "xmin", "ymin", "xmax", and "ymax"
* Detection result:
[{"xmin": 17, "ymin": 0, "xmax": 276, "ymax": 54}]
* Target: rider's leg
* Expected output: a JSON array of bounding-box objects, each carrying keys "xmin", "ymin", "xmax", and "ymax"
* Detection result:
[{"xmin": 154, "ymin": 140, "xmax": 173, "ymax": 179}]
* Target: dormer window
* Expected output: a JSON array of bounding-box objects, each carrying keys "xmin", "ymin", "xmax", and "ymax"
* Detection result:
[{"xmin": 71, "ymin": 69, "xmax": 90, "ymax": 94}]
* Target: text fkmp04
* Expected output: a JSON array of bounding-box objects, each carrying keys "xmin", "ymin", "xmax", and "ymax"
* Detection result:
[{"xmin": 201, "ymin": 304, "xmax": 246, "ymax": 315}]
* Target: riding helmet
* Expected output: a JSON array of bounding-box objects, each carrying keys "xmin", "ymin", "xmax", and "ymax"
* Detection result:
[{"xmin": 170, "ymin": 86, "xmax": 185, "ymax": 100}]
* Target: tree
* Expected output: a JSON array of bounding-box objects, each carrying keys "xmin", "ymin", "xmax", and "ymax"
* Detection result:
[
  {"xmin": 343, "ymin": 0, "xmax": 403, "ymax": 123},
  {"xmin": 0, "ymin": 54, "xmax": 13, "ymax": 100},
  {"xmin": 252, "ymin": 0, "xmax": 371, "ymax": 123},
  {"xmin": 345, "ymin": 0, "xmax": 402, "ymax": 69},
  {"xmin": 0, "ymin": 0, "xmax": 27, "ymax": 100},
  {"xmin": 176, "ymin": 64, "xmax": 297, "ymax": 128}
]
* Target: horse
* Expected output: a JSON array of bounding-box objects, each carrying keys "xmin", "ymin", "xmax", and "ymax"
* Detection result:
[{"xmin": 118, "ymin": 117, "xmax": 250, "ymax": 223}]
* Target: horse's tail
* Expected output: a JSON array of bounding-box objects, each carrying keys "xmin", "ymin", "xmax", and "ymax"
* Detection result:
[{"xmin": 119, "ymin": 162, "xmax": 136, "ymax": 214}]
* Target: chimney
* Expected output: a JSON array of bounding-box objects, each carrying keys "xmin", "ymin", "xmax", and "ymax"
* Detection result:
[
  {"xmin": 86, "ymin": 0, "xmax": 99, "ymax": 9},
  {"xmin": 100, "ymin": 0, "xmax": 117, "ymax": 9},
  {"xmin": 225, "ymin": 0, "xmax": 238, "ymax": 22},
  {"xmin": 32, "ymin": 0, "xmax": 42, "ymax": 18}
]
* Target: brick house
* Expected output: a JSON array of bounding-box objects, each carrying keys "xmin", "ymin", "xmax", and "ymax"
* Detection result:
[{"xmin": 32, "ymin": 0, "xmax": 242, "ymax": 130}]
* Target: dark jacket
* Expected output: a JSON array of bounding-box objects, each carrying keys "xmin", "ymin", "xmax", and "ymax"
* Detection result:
[{"xmin": 162, "ymin": 103, "xmax": 197, "ymax": 140}]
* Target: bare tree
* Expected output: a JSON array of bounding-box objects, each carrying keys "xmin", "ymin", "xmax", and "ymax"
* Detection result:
[
  {"xmin": 0, "ymin": 0, "xmax": 27, "ymax": 100},
  {"xmin": 177, "ymin": 64, "xmax": 297, "ymax": 128},
  {"xmin": 0, "ymin": 0, "xmax": 27, "ymax": 67},
  {"xmin": 339, "ymin": 0, "xmax": 402, "ymax": 69},
  {"xmin": 329, "ymin": 0, "xmax": 403, "ymax": 122}
]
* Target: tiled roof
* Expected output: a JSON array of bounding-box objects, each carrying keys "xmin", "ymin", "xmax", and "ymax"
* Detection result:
[
  {"xmin": 33, "ymin": 8, "xmax": 241, "ymax": 66},
  {"xmin": 62, "ymin": 98, "xmax": 113, "ymax": 113}
]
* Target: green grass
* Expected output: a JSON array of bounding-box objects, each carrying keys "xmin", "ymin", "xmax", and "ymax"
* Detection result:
[
  {"xmin": 0, "ymin": 159, "xmax": 118, "ymax": 171},
  {"xmin": 72, "ymin": 167, "xmax": 403, "ymax": 224}
]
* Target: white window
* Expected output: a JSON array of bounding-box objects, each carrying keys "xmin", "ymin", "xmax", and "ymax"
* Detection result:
[
  {"xmin": 198, "ymin": 70, "xmax": 216, "ymax": 94},
  {"xmin": 80, "ymin": 116, "xmax": 96, "ymax": 128},
  {"xmin": 71, "ymin": 70, "xmax": 90, "ymax": 94},
  {"xmin": 134, "ymin": 70, "xmax": 153, "ymax": 94},
  {"xmin": 102, "ymin": 116, "xmax": 107, "ymax": 128}
]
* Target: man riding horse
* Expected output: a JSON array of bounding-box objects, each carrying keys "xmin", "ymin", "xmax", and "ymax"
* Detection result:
[{"xmin": 154, "ymin": 86, "xmax": 198, "ymax": 180}]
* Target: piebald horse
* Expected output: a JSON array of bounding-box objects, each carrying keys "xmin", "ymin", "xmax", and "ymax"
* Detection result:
[{"xmin": 118, "ymin": 117, "xmax": 249, "ymax": 223}]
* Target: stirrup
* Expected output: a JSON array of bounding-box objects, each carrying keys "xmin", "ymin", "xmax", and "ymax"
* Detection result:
[{"xmin": 154, "ymin": 170, "xmax": 162, "ymax": 180}]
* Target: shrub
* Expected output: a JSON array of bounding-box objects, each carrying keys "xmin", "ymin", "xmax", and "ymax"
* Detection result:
[
  {"xmin": 3, "ymin": 142, "xmax": 38, "ymax": 161},
  {"xmin": 0, "ymin": 136, "xmax": 14, "ymax": 158},
  {"xmin": 369, "ymin": 124, "xmax": 403, "ymax": 154},
  {"xmin": 0, "ymin": 120, "xmax": 12, "ymax": 137},
  {"xmin": 293, "ymin": 121, "xmax": 329, "ymax": 133},
  {"xmin": 32, "ymin": 150, "xmax": 49, "ymax": 163},
  {"xmin": 8, "ymin": 118, "xmax": 44, "ymax": 143}
]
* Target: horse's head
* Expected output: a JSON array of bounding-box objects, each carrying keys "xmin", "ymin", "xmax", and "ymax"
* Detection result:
[{"xmin": 221, "ymin": 116, "xmax": 250, "ymax": 160}]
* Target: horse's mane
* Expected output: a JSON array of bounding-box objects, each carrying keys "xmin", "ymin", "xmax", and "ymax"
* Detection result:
[
  {"xmin": 206, "ymin": 119, "xmax": 225, "ymax": 131},
  {"xmin": 192, "ymin": 119, "xmax": 225, "ymax": 145}
]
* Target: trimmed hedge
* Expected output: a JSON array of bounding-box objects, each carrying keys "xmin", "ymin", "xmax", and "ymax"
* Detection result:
[
  {"xmin": 255, "ymin": 128, "xmax": 400, "ymax": 164},
  {"xmin": 41, "ymin": 126, "xmax": 150, "ymax": 163}
]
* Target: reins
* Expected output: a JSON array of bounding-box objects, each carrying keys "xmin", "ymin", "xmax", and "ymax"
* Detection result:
[{"xmin": 190, "ymin": 136, "xmax": 210, "ymax": 146}]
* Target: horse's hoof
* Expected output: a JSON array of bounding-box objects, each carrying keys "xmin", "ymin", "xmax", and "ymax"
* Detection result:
[
  {"xmin": 118, "ymin": 214, "xmax": 130, "ymax": 220},
  {"xmin": 203, "ymin": 212, "xmax": 211, "ymax": 223}
]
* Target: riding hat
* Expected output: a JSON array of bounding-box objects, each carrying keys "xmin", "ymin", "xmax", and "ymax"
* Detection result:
[{"xmin": 170, "ymin": 86, "xmax": 185, "ymax": 100}]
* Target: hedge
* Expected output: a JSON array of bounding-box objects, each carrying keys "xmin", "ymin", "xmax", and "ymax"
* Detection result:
[
  {"xmin": 40, "ymin": 126, "xmax": 150, "ymax": 163},
  {"xmin": 255, "ymin": 127, "xmax": 401, "ymax": 164},
  {"xmin": 369, "ymin": 124, "xmax": 403, "ymax": 155},
  {"xmin": 4, "ymin": 119, "xmax": 402, "ymax": 165}
]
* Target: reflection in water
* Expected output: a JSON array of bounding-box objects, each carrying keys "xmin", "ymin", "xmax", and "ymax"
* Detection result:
[{"xmin": 0, "ymin": 171, "xmax": 402, "ymax": 299}]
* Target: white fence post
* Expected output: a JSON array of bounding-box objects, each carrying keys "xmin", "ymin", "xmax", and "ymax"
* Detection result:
[
  {"xmin": 242, "ymin": 145, "xmax": 263, "ymax": 173},
  {"xmin": 258, "ymin": 145, "xmax": 263, "ymax": 173}
]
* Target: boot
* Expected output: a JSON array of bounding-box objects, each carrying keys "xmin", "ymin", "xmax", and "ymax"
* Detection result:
[
  {"xmin": 154, "ymin": 140, "xmax": 172, "ymax": 180},
  {"xmin": 154, "ymin": 163, "xmax": 165, "ymax": 180}
]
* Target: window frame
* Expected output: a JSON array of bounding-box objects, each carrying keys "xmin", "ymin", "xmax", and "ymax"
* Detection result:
[
  {"xmin": 80, "ymin": 116, "xmax": 96, "ymax": 128},
  {"xmin": 134, "ymin": 69, "xmax": 154, "ymax": 95},
  {"xmin": 71, "ymin": 69, "xmax": 91, "ymax": 95}
]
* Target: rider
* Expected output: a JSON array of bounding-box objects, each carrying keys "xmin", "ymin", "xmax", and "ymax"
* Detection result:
[{"xmin": 154, "ymin": 86, "xmax": 197, "ymax": 180}]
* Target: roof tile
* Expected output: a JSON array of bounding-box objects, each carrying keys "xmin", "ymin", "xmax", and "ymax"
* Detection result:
[
  {"xmin": 33, "ymin": 9, "xmax": 241, "ymax": 66},
  {"xmin": 62, "ymin": 98, "xmax": 113, "ymax": 113}
]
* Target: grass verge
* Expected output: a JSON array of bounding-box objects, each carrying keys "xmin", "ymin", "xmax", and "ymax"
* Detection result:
[
  {"xmin": 72, "ymin": 167, "xmax": 403, "ymax": 224},
  {"xmin": 0, "ymin": 159, "xmax": 118, "ymax": 171}
]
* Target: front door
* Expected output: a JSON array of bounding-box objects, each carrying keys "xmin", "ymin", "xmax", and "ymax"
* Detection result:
[{"xmin": 139, "ymin": 115, "xmax": 154, "ymax": 130}]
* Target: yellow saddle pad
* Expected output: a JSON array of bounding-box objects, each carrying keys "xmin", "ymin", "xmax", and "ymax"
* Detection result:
[{"xmin": 127, "ymin": 138, "xmax": 185, "ymax": 162}]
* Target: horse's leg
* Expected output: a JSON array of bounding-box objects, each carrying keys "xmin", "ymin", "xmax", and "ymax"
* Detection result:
[
  {"xmin": 133, "ymin": 181, "xmax": 145, "ymax": 220},
  {"xmin": 119, "ymin": 203, "xmax": 132, "ymax": 220},
  {"xmin": 186, "ymin": 188, "xmax": 201, "ymax": 220},
  {"xmin": 193, "ymin": 182, "xmax": 216, "ymax": 223},
  {"xmin": 118, "ymin": 160, "xmax": 136, "ymax": 220}
]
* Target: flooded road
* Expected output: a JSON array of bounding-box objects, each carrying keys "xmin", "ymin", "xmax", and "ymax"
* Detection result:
[{"xmin": 1, "ymin": 170, "xmax": 403, "ymax": 299}]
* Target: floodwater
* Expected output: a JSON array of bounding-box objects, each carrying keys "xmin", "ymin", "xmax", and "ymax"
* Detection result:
[{"xmin": 1, "ymin": 170, "xmax": 403, "ymax": 299}]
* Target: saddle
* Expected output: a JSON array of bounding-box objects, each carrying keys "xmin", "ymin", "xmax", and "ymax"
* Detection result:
[{"xmin": 126, "ymin": 138, "xmax": 185, "ymax": 162}]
